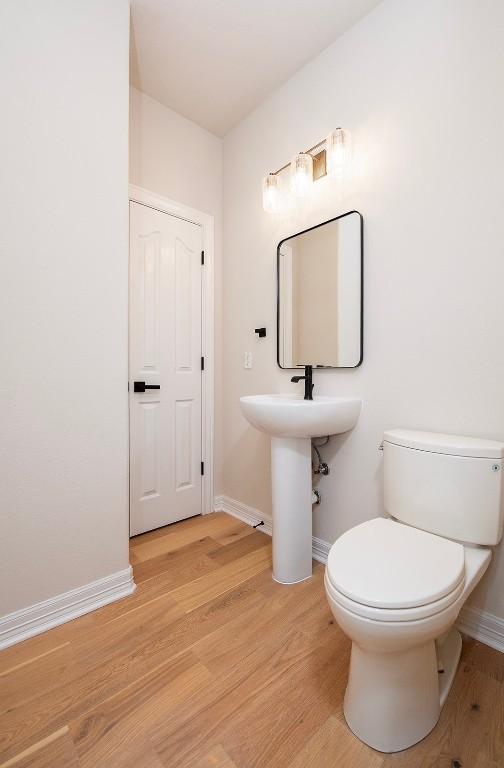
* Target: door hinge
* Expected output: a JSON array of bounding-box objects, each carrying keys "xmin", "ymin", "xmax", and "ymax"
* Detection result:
[
  {"xmin": 201, "ymin": 250, "xmax": 205, "ymax": 265},
  {"xmin": 201, "ymin": 461, "xmax": 205, "ymax": 476},
  {"xmin": 201, "ymin": 356, "xmax": 205, "ymax": 371}
]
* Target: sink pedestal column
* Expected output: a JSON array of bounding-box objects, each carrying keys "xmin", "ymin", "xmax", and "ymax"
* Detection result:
[{"xmin": 270, "ymin": 436, "xmax": 313, "ymax": 584}]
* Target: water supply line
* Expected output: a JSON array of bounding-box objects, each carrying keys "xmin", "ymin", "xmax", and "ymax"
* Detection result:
[
  {"xmin": 312, "ymin": 489, "xmax": 321, "ymax": 505},
  {"xmin": 311, "ymin": 437, "xmax": 329, "ymax": 505},
  {"xmin": 312, "ymin": 437, "xmax": 330, "ymax": 476}
]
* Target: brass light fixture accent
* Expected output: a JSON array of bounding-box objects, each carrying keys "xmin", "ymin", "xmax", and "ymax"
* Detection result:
[{"xmin": 312, "ymin": 148, "xmax": 327, "ymax": 181}]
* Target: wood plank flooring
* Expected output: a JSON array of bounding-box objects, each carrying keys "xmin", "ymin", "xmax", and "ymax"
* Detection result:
[{"xmin": 1, "ymin": 511, "xmax": 503, "ymax": 767}]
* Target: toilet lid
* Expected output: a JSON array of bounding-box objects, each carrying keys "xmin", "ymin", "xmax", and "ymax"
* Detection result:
[{"xmin": 326, "ymin": 518, "xmax": 465, "ymax": 609}]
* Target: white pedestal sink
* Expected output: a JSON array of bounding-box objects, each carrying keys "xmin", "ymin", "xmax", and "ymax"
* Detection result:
[{"xmin": 240, "ymin": 394, "xmax": 362, "ymax": 584}]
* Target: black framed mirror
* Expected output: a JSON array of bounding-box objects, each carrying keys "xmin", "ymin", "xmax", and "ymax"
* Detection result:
[{"xmin": 277, "ymin": 210, "xmax": 363, "ymax": 369}]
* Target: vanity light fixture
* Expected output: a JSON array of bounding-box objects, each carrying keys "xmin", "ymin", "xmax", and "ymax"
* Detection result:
[
  {"xmin": 262, "ymin": 173, "xmax": 281, "ymax": 213},
  {"xmin": 262, "ymin": 127, "xmax": 351, "ymax": 212},
  {"xmin": 290, "ymin": 152, "xmax": 313, "ymax": 197},
  {"xmin": 326, "ymin": 127, "xmax": 351, "ymax": 179}
]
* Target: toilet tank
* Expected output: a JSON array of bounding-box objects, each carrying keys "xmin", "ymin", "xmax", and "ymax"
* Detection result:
[{"xmin": 383, "ymin": 429, "xmax": 504, "ymax": 545}]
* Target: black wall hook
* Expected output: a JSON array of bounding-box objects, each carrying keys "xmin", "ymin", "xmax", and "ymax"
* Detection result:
[{"xmin": 254, "ymin": 327, "xmax": 266, "ymax": 338}]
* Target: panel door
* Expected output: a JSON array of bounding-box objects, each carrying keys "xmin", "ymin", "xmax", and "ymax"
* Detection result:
[{"xmin": 129, "ymin": 201, "xmax": 202, "ymax": 536}]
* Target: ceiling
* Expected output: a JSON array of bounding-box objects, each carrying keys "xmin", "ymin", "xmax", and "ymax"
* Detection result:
[{"xmin": 130, "ymin": 0, "xmax": 382, "ymax": 137}]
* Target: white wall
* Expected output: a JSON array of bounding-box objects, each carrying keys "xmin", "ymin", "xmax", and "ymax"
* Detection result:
[
  {"xmin": 129, "ymin": 87, "xmax": 224, "ymax": 498},
  {"xmin": 0, "ymin": 0, "xmax": 130, "ymax": 616},
  {"xmin": 129, "ymin": 87, "xmax": 223, "ymax": 219},
  {"xmin": 222, "ymin": 0, "xmax": 504, "ymax": 618}
]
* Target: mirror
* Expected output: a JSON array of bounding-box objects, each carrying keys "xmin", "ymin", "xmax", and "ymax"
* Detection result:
[{"xmin": 277, "ymin": 211, "xmax": 363, "ymax": 369}]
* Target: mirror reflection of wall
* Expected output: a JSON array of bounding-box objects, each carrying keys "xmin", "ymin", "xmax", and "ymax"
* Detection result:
[{"xmin": 278, "ymin": 211, "xmax": 362, "ymax": 369}]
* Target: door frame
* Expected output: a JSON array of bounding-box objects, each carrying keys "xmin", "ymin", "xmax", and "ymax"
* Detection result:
[{"xmin": 129, "ymin": 184, "xmax": 215, "ymax": 521}]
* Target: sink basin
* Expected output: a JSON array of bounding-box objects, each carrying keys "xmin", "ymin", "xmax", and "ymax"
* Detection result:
[
  {"xmin": 240, "ymin": 394, "xmax": 361, "ymax": 438},
  {"xmin": 240, "ymin": 393, "xmax": 362, "ymax": 585}
]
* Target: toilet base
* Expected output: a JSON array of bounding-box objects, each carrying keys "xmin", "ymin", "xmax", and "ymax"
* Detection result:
[
  {"xmin": 437, "ymin": 627, "xmax": 462, "ymax": 708},
  {"xmin": 343, "ymin": 628, "xmax": 462, "ymax": 753}
]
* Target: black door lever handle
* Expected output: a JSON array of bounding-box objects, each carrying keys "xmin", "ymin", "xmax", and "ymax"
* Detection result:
[{"xmin": 133, "ymin": 381, "xmax": 161, "ymax": 393}]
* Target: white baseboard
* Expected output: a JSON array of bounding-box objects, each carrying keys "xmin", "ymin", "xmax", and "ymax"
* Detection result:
[
  {"xmin": 214, "ymin": 494, "xmax": 273, "ymax": 536},
  {"xmin": 312, "ymin": 535, "xmax": 331, "ymax": 564},
  {"xmin": 0, "ymin": 566, "xmax": 136, "ymax": 651},
  {"xmin": 457, "ymin": 605, "xmax": 504, "ymax": 653},
  {"xmin": 213, "ymin": 495, "xmax": 330, "ymax": 565}
]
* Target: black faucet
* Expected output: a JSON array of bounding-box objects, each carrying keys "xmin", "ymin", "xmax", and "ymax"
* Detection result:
[{"xmin": 291, "ymin": 365, "xmax": 314, "ymax": 400}]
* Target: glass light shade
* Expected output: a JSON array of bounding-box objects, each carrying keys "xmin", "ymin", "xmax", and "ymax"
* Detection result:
[
  {"xmin": 326, "ymin": 128, "xmax": 351, "ymax": 179},
  {"xmin": 290, "ymin": 153, "xmax": 313, "ymax": 197},
  {"xmin": 262, "ymin": 173, "xmax": 281, "ymax": 213}
]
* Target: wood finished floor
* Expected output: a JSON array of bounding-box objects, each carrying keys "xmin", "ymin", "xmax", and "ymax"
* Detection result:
[{"xmin": 1, "ymin": 511, "xmax": 503, "ymax": 768}]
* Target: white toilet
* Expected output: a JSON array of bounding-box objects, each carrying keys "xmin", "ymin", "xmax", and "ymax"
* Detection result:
[{"xmin": 324, "ymin": 429, "xmax": 504, "ymax": 753}]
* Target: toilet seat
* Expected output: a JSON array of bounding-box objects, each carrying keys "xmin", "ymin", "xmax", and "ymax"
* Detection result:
[
  {"xmin": 326, "ymin": 518, "xmax": 465, "ymax": 621},
  {"xmin": 325, "ymin": 570, "xmax": 465, "ymax": 622}
]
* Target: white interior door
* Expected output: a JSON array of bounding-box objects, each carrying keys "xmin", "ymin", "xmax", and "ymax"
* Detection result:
[{"xmin": 129, "ymin": 201, "xmax": 203, "ymax": 536}]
